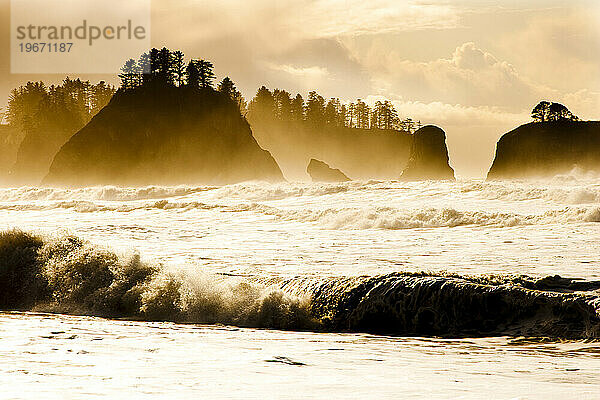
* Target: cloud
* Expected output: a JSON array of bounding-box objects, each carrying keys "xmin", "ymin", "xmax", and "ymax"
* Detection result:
[
  {"xmin": 500, "ymin": 10, "xmax": 600, "ymax": 94},
  {"xmin": 263, "ymin": 39, "xmax": 372, "ymax": 98},
  {"xmin": 151, "ymin": 0, "xmax": 460, "ymax": 54},
  {"xmin": 264, "ymin": 63, "xmax": 331, "ymax": 92},
  {"xmin": 353, "ymin": 41, "xmax": 553, "ymax": 112},
  {"xmin": 562, "ymin": 90, "xmax": 600, "ymax": 120},
  {"xmin": 267, "ymin": 64, "xmax": 329, "ymax": 78},
  {"xmin": 452, "ymin": 42, "xmax": 498, "ymax": 70},
  {"xmin": 295, "ymin": 0, "xmax": 460, "ymax": 37}
]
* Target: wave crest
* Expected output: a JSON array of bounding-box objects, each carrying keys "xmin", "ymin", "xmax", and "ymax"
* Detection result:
[
  {"xmin": 461, "ymin": 181, "xmax": 600, "ymax": 204},
  {"xmin": 1, "ymin": 230, "xmax": 599, "ymax": 338},
  {"xmin": 247, "ymin": 204, "xmax": 600, "ymax": 229},
  {"xmin": 211, "ymin": 181, "xmax": 355, "ymax": 201},
  {"xmin": 0, "ymin": 186, "xmax": 214, "ymax": 202},
  {"xmin": 0, "ymin": 230, "xmax": 315, "ymax": 330}
]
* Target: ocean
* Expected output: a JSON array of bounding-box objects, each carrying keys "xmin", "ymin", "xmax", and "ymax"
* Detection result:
[{"xmin": 1, "ymin": 176, "xmax": 599, "ymax": 398}]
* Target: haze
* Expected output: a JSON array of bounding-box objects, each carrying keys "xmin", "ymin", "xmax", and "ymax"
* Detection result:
[{"xmin": 1, "ymin": 0, "xmax": 599, "ymax": 177}]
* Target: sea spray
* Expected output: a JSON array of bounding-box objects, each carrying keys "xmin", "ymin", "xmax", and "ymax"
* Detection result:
[
  {"xmin": 1, "ymin": 230, "xmax": 600, "ymax": 338},
  {"xmin": 2, "ymin": 200, "xmax": 600, "ymax": 229}
]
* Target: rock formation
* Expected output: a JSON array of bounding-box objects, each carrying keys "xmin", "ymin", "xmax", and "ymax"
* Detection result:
[
  {"xmin": 306, "ymin": 159, "xmax": 351, "ymax": 182},
  {"xmin": 44, "ymin": 85, "xmax": 284, "ymax": 186},
  {"xmin": 10, "ymin": 127, "xmax": 77, "ymax": 184},
  {"xmin": 400, "ymin": 125, "xmax": 455, "ymax": 180},
  {"xmin": 488, "ymin": 121, "xmax": 600, "ymax": 179},
  {"xmin": 0, "ymin": 125, "xmax": 24, "ymax": 179},
  {"xmin": 248, "ymin": 119, "xmax": 413, "ymax": 181}
]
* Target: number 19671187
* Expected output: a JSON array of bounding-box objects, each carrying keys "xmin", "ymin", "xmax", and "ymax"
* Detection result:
[{"xmin": 19, "ymin": 42, "xmax": 73, "ymax": 53}]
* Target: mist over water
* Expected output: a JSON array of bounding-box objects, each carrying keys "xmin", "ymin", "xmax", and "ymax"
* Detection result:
[
  {"xmin": 2, "ymin": 177, "xmax": 600, "ymax": 396},
  {"xmin": 1, "ymin": 177, "xmax": 600, "ymax": 278}
]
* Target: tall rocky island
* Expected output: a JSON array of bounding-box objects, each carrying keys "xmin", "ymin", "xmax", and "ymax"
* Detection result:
[
  {"xmin": 487, "ymin": 121, "xmax": 600, "ymax": 179},
  {"xmin": 44, "ymin": 85, "xmax": 284, "ymax": 186},
  {"xmin": 401, "ymin": 126, "xmax": 455, "ymax": 180}
]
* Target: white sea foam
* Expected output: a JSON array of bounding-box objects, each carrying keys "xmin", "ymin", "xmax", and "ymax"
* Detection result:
[
  {"xmin": 0, "ymin": 185, "xmax": 215, "ymax": 202},
  {"xmin": 211, "ymin": 181, "xmax": 357, "ymax": 201},
  {"xmin": 459, "ymin": 182, "xmax": 600, "ymax": 204},
  {"xmin": 246, "ymin": 204, "xmax": 600, "ymax": 229},
  {"xmin": 0, "ymin": 179, "xmax": 599, "ymax": 280}
]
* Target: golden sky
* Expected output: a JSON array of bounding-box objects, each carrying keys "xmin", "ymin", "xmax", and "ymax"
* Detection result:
[{"xmin": 1, "ymin": 0, "xmax": 599, "ymax": 176}]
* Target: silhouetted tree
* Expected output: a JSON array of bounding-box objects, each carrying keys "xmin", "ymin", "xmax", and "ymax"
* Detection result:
[
  {"xmin": 532, "ymin": 101, "xmax": 579, "ymax": 123},
  {"xmin": 6, "ymin": 82, "xmax": 47, "ymax": 132},
  {"xmin": 401, "ymin": 118, "xmax": 415, "ymax": 133},
  {"xmin": 149, "ymin": 48, "xmax": 161, "ymax": 79},
  {"xmin": 248, "ymin": 86, "xmax": 275, "ymax": 121},
  {"xmin": 6, "ymin": 78, "xmax": 114, "ymax": 141},
  {"xmin": 531, "ymin": 101, "xmax": 551, "ymax": 123},
  {"xmin": 90, "ymin": 81, "xmax": 115, "ymax": 115},
  {"xmin": 290, "ymin": 94, "xmax": 304, "ymax": 121},
  {"xmin": 347, "ymin": 102, "xmax": 355, "ymax": 128},
  {"xmin": 324, "ymin": 98, "xmax": 341, "ymax": 126},
  {"xmin": 382, "ymin": 101, "xmax": 399, "ymax": 130},
  {"xmin": 548, "ymin": 102, "xmax": 578, "ymax": 122},
  {"xmin": 218, "ymin": 77, "xmax": 235, "ymax": 97},
  {"xmin": 306, "ymin": 91, "xmax": 325, "ymax": 126},
  {"xmin": 172, "ymin": 51, "xmax": 186, "ymax": 87},
  {"xmin": 119, "ymin": 59, "xmax": 140, "ymax": 89},
  {"xmin": 195, "ymin": 60, "xmax": 215, "ymax": 89},
  {"xmin": 353, "ymin": 100, "xmax": 369, "ymax": 129},
  {"xmin": 338, "ymin": 104, "xmax": 348, "ymax": 127},
  {"xmin": 186, "ymin": 61, "xmax": 200, "ymax": 88},
  {"xmin": 247, "ymin": 84, "xmax": 422, "ymax": 133},
  {"xmin": 218, "ymin": 77, "xmax": 246, "ymax": 113},
  {"xmin": 273, "ymin": 89, "xmax": 293, "ymax": 121},
  {"xmin": 138, "ymin": 52, "xmax": 151, "ymax": 85},
  {"xmin": 370, "ymin": 100, "xmax": 400, "ymax": 130},
  {"xmin": 158, "ymin": 47, "xmax": 175, "ymax": 85}
]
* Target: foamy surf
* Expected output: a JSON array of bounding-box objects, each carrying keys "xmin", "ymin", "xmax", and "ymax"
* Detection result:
[
  {"xmin": 1, "ymin": 230, "xmax": 599, "ymax": 338},
  {"xmin": 2, "ymin": 199, "xmax": 599, "ymax": 229}
]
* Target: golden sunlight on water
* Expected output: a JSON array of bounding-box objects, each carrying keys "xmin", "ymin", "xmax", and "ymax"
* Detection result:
[{"xmin": 1, "ymin": 312, "xmax": 599, "ymax": 399}]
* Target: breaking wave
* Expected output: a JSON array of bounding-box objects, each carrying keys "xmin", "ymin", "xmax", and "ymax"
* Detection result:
[
  {"xmin": 0, "ymin": 185, "xmax": 216, "ymax": 202},
  {"xmin": 0, "ymin": 200, "xmax": 217, "ymax": 213},
  {"xmin": 0, "ymin": 230, "xmax": 315, "ymax": 330},
  {"xmin": 211, "ymin": 181, "xmax": 360, "ymax": 201},
  {"xmin": 270, "ymin": 273, "xmax": 600, "ymax": 338},
  {"xmin": 1, "ymin": 230, "xmax": 599, "ymax": 338},
  {"xmin": 242, "ymin": 203, "xmax": 600, "ymax": 229},
  {"xmin": 1, "ymin": 197, "xmax": 600, "ymax": 229},
  {"xmin": 461, "ymin": 181, "xmax": 600, "ymax": 204}
]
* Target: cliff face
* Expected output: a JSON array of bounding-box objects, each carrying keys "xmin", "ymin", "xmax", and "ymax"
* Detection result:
[
  {"xmin": 44, "ymin": 86, "xmax": 284, "ymax": 186},
  {"xmin": 0, "ymin": 125, "xmax": 24, "ymax": 179},
  {"xmin": 401, "ymin": 126, "xmax": 454, "ymax": 181},
  {"xmin": 248, "ymin": 119, "xmax": 413, "ymax": 181},
  {"xmin": 487, "ymin": 121, "xmax": 600, "ymax": 179},
  {"xmin": 10, "ymin": 127, "xmax": 77, "ymax": 184},
  {"xmin": 307, "ymin": 159, "xmax": 351, "ymax": 182}
]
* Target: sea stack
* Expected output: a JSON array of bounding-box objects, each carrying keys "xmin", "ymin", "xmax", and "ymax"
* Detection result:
[
  {"xmin": 307, "ymin": 159, "xmax": 351, "ymax": 182},
  {"xmin": 401, "ymin": 126, "xmax": 455, "ymax": 181},
  {"xmin": 44, "ymin": 85, "xmax": 284, "ymax": 186},
  {"xmin": 487, "ymin": 121, "xmax": 600, "ymax": 179}
]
